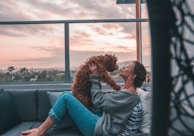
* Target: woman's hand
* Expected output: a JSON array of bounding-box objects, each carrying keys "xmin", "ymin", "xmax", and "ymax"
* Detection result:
[{"xmin": 89, "ymin": 63, "xmax": 98, "ymax": 75}]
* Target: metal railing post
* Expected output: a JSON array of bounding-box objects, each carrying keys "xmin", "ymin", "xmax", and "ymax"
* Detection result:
[
  {"xmin": 64, "ymin": 23, "xmax": 71, "ymax": 83},
  {"xmin": 136, "ymin": 0, "xmax": 142, "ymax": 62}
]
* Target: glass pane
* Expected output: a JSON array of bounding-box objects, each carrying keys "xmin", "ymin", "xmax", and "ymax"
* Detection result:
[
  {"xmin": 141, "ymin": 3, "xmax": 149, "ymax": 18},
  {"xmin": 0, "ymin": 24, "xmax": 65, "ymax": 82},
  {"xmin": 69, "ymin": 22, "xmax": 137, "ymax": 82},
  {"xmin": 141, "ymin": 22, "xmax": 151, "ymax": 83}
]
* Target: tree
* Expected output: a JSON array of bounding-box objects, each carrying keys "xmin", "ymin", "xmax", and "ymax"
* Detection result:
[
  {"xmin": 7, "ymin": 66, "xmax": 15, "ymax": 80},
  {"xmin": 20, "ymin": 67, "xmax": 28, "ymax": 76},
  {"xmin": 7, "ymin": 66, "xmax": 15, "ymax": 75}
]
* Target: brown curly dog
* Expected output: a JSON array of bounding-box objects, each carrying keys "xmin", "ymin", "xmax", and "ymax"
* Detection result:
[{"xmin": 72, "ymin": 54, "xmax": 121, "ymax": 108}]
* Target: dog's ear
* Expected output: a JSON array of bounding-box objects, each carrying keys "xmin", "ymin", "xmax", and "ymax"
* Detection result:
[{"xmin": 104, "ymin": 54, "xmax": 117, "ymax": 62}]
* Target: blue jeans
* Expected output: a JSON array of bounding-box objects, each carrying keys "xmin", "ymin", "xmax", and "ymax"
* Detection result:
[{"xmin": 48, "ymin": 92, "xmax": 100, "ymax": 136}]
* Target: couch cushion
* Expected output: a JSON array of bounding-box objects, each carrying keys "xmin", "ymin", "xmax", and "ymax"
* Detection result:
[
  {"xmin": 7, "ymin": 89, "xmax": 37, "ymax": 121},
  {"xmin": 1, "ymin": 122, "xmax": 37, "ymax": 136},
  {"xmin": 0, "ymin": 89, "xmax": 21, "ymax": 134},
  {"xmin": 37, "ymin": 90, "xmax": 53, "ymax": 121},
  {"xmin": 46, "ymin": 127, "xmax": 83, "ymax": 136},
  {"xmin": 37, "ymin": 89, "xmax": 71, "ymax": 121},
  {"xmin": 47, "ymin": 91, "xmax": 75, "ymax": 129}
]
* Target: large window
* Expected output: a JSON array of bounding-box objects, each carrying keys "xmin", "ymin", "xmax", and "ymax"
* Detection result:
[{"xmin": 0, "ymin": 1, "xmax": 150, "ymax": 84}]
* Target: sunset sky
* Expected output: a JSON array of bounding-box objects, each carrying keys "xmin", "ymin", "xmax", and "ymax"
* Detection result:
[{"xmin": 0, "ymin": 0, "xmax": 151, "ymax": 71}]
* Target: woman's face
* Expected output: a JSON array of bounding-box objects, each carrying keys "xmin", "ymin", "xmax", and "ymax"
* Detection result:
[{"xmin": 119, "ymin": 61, "xmax": 135, "ymax": 79}]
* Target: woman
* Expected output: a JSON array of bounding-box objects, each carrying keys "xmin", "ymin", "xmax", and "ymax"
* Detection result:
[{"xmin": 21, "ymin": 61, "xmax": 146, "ymax": 136}]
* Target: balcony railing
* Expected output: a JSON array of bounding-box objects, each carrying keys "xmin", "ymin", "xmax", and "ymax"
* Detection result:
[{"xmin": 0, "ymin": 18, "xmax": 149, "ymax": 83}]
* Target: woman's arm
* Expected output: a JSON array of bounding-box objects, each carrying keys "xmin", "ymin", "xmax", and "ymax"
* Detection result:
[
  {"xmin": 89, "ymin": 63, "xmax": 138, "ymax": 113},
  {"xmin": 90, "ymin": 74, "xmax": 138, "ymax": 113}
]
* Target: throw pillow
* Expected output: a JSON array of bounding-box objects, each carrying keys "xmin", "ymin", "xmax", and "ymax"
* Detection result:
[
  {"xmin": 137, "ymin": 88, "xmax": 152, "ymax": 134},
  {"xmin": 47, "ymin": 91, "xmax": 75, "ymax": 130},
  {"xmin": 47, "ymin": 91, "xmax": 63, "ymax": 106},
  {"xmin": 0, "ymin": 89, "xmax": 20, "ymax": 134}
]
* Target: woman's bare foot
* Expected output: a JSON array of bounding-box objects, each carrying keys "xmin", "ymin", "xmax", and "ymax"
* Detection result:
[
  {"xmin": 20, "ymin": 116, "xmax": 54, "ymax": 136},
  {"xmin": 20, "ymin": 128, "xmax": 45, "ymax": 136}
]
